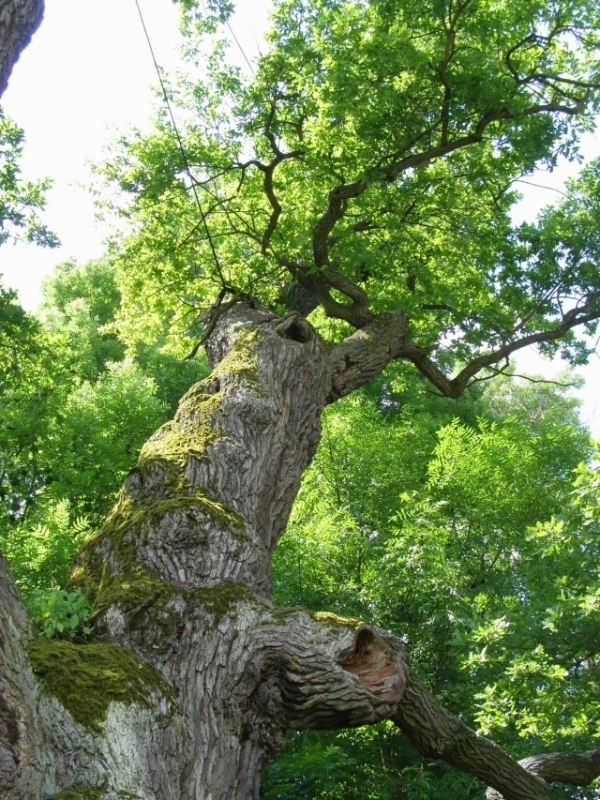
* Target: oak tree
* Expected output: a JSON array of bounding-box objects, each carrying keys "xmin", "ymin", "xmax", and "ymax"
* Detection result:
[{"xmin": 2, "ymin": 1, "xmax": 600, "ymax": 798}]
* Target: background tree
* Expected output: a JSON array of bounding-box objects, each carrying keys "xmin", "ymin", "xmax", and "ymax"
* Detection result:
[
  {"xmin": 266, "ymin": 376, "xmax": 597, "ymax": 798},
  {"xmin": 2, "ymin": 1, "xmax": 600, "ymax": 799},
  {"xmin": 0, "ymin": 257, "xmax": 207, "ymax": 596}
]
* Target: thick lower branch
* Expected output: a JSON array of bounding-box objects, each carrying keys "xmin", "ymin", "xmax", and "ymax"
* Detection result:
[
  {"xmin": 259, "ymin": 611, "xmax": 600, "ymax": 800},
  {"xmin": 247, "ymin": 619, "xmax": 407, "ymax": 734},
  {"xmin": 392, "ymin": 667, "xmax": 551, "ymax": 800},
  {"xmin": 486, "ymin": 750, "xmax": 600, "ymax": 800},
  {"xmin": 325, "ymin": 294, "xmax": 599, "ymax": 404},
  {"xmin": 327, "ymin": 310, "xmax": 411, "ymax": 401}
]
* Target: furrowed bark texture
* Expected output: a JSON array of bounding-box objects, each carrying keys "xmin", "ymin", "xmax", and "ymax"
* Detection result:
[
  {"xmin": 0, "ymin": 552, "xmax": 42, "ymax": 799},
  {"xmin": 392, "ymin": 667, "xmax": 550, "ymax": 800},
  {"xmin": 486, "ymin": 750, "xmax": 600, "ymax": 800},
  {"xmin": 0, "ymin": 305, "xmax": 412, "ymax": 799},
  {"xmin": 0, "ymin": 0, "xmax": 43, "ymax": 94},
  {"xmin": 1, "ymin": 304, "xmax": 599, "ymax": 799}
]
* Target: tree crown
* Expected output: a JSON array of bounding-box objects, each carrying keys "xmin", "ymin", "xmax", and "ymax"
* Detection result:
[{"xmin": 97, "ymin": 0, "xmax": 600, "ymax": 393}]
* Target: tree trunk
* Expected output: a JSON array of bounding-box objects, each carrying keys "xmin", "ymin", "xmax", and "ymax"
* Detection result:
[
  {"xmin": 0, "ymin": 0, "xmax": 44, "ymax": 95},
  {"xmin": 1, "ymin": 304, "xmax": 599, "ymax": 799},
  {"xmin": 1, "ymin": 304, "xmax": 407, "ymax": 799}
]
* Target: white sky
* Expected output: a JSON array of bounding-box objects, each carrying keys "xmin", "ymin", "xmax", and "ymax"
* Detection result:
[
  {"xmin": 0, "ymin": 0, "xmax": 598, "ymax": 435},
  {"xmin": 0, "ymin": 0, "xmax": 271, "ymax": 305}
]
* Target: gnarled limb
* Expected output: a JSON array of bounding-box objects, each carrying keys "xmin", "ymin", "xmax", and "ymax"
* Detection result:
[
  {"xmin": 392, "ymin": 665, "xmax": 551, "ymax": 800},
  {"xmin": 323, "ymin": 291, "xmax": 600, "ymax": 401},
  {"xmin": 520, "ymin": 749, "xmax": 600, "ymax": 785},
  {"xmin": 405, "ymin": 291, "xmax": 600, "ymax": 398},
  {"xmin": 486, "ymin": 750, "xmax": 600, "ymax": 800},
  {"xmin": 327, "ymin": 310, "xmax": 411, "ymax": 401}
]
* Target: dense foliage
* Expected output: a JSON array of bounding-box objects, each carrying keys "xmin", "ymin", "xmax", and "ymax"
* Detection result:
[
  {"xmin": 0, "ymin": 107, "xmax": 58, "ymax": 247},
  {"xmin": 265, "ymin": 374, "xmax": 599, "ymax": 798},
  {"xmin": 0, "ymin": 260, "xmax": 207, "ymax": 601},
  {"xmin": 97, "ymin": 0, "xmax": 600, "ymax": 377},
  {"xmin": 2, "ymin": 0, "xmax": 600, "ymax": 794}
]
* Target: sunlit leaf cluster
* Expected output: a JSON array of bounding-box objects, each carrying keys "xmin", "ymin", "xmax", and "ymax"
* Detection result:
[
  {"xmin": 97, "ymin": 0, "xmax": 600, "ymax": 384},
  {"xmin": 0, "ymin": 107, "xmax": 58, "ymax": 247}
]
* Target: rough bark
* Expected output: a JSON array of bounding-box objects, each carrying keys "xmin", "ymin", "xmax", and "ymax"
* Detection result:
[
  {"xmin": 393, "ymin": 666, "xmax": 550, "ymax": 800},
  {"xmin": 1, "ymin": 304, "xmax": 600, "ymax": 799},
  {"xmin": 0, "ymin": 552, "xmax": 43, "ymax": 799},
  {"xmin": 486, "ymin": 750, "xmax": 600, "ymax": 800},
  {"xmin": 0, "ymin": 0, "xmax": 44, "ymax": 95},
  {"xmin": 1, "ymin": 7, "xmax": 599, "ymax": 798}
]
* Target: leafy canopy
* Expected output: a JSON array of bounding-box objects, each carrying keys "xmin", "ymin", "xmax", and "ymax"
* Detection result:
[{"xmin": 99, "ymin": 0, "xmax": 600, "ymax": 390}]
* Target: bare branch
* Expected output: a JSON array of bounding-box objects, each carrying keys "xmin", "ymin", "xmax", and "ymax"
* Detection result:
[
  {"xmin": 405, "ymin": 292, "xmax": 600, "ymax": 397},
  {"xmin": 255, "ymin": 103, "xmax": 303, "ymax": 254},
  {"xmin": 471, "ymin": 369, "xmax": 577, "ymax": 389},
  {"xmin": 305, "ymin": 91, "xmax": 589, "ymax": 325}
]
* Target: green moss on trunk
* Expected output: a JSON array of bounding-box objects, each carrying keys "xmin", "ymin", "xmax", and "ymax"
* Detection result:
[
  {"xmin": 70, "ymin": 489, "xmax": 244, "ymax": 612},
  {"xmin": 69, "ymin": 332, "xmax": 264, "ymax": 617},
  {"xmin": 311, "ymin": 610, "xmax": 364, "ymax": 629},
  {"xmin": 51, "ymin": 791, "xmax": 142, "ymax": 799},
  {"xmin": 138, "ymin": 330, "xmax": 260, "ymax": 473},
  {"xmin": 192, "ymin": 582, "xmax": 260, "ymax": 621},
  {"xmin": 29, "ymin": 640, "xmax": 173, "ymax": 733}
]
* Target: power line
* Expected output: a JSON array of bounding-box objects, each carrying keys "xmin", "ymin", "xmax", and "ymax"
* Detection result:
[
  {"xmin": 133, "ymin": 0, "xmax": 223, "ymax": 280},
  {"xmin": 225, "ymin": 19, "xmax": 255, "ymax": 74}
]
